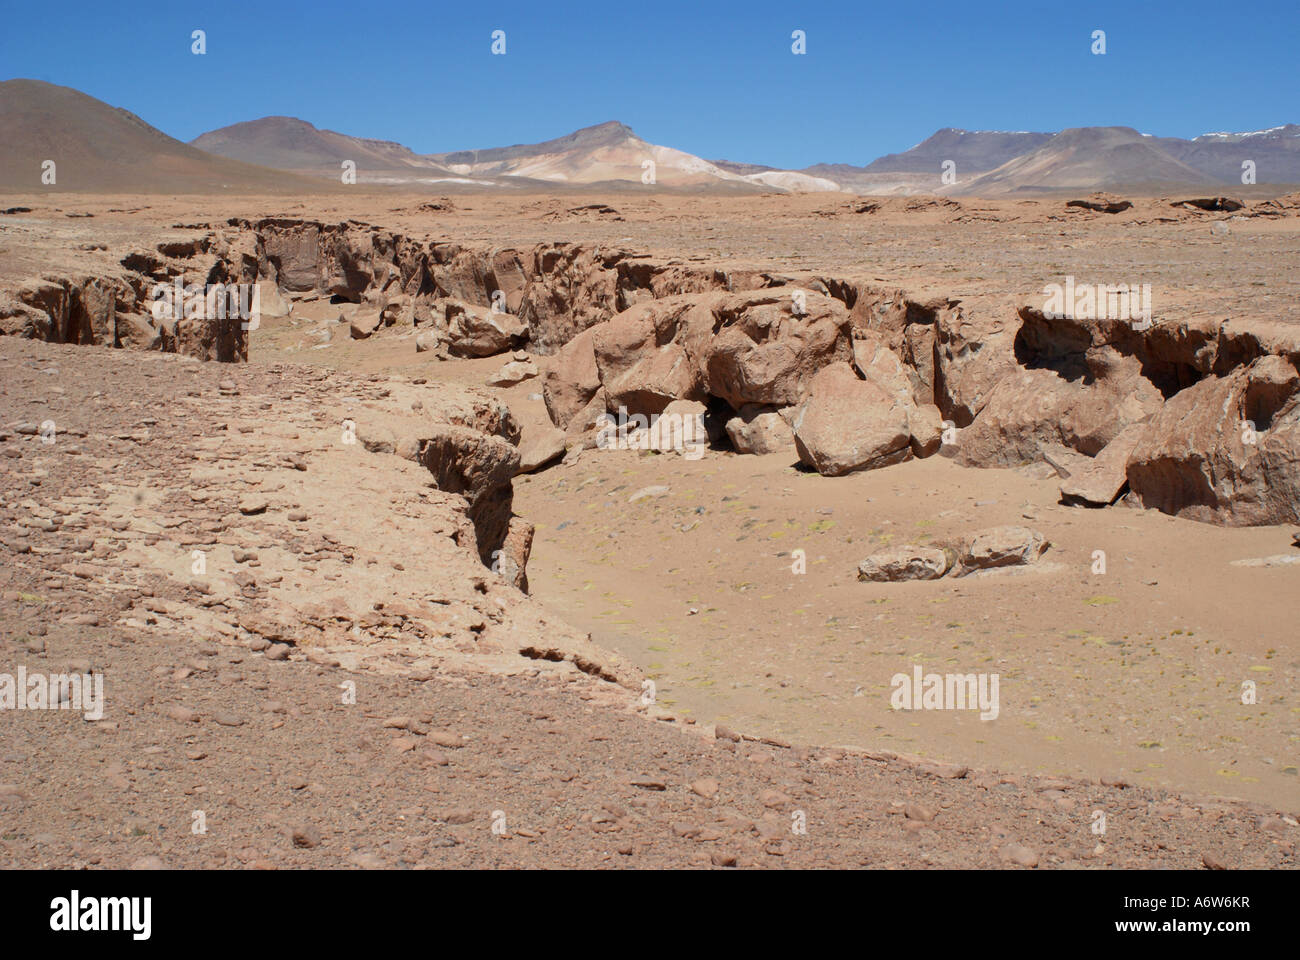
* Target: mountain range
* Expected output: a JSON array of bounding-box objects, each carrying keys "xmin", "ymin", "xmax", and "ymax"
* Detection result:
[{"xmin": 4, "ymin": 78, "xmax": 1298, "ymax": 195}]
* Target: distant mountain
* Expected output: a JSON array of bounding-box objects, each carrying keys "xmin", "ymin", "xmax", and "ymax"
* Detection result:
[
  {"xmin": 959, "ymin": 127, "xmax": 1214, "ymax": 194},
  {"xmin": 190, "ymin": 116, "xmax": 459, "ymax": 180},
  {"xmin": 426, "ymin": 121, "xmax": 757, "ymax": 187},
  {"xmin": 0, "ymin": 79, "xmax": 320, "ymax": 193},
  {"xmin": 860, "ymin": 128, "xmax": 1055, "ymax": 174},
  {"xmin": 711, "ymin": 159, "xmax": 777, "ymax": 176},
  {"xmin": 9, "ymin": 81, "xmax": 1299, "ymax": 197},
  {"xmin": 1156, "ymin": 124, "xmax": 1300, "ymax": 184}
]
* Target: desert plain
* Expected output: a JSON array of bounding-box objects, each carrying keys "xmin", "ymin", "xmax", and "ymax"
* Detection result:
[{"xmin": 0, "ymin": 185, "xmax": 1297, "ymax": 871}]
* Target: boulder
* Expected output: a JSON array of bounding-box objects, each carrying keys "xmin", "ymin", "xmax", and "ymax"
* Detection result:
[
  {"xmin": 1060, "ymin": 422, "xmax": 1146, "ymax": 506},
  {"xmin": 696, "ymin": 292, "xmax": 852, "ymax": 410},
  {"xmin": 956, "ymin": 359, "xmax": 1162, "ymax": 466},
  {"xmin": 857, "ymin": 545, "xmax": 953, "ymax": 582},
  {"xmin": 725, "ymin": 404, "xmax": 795, "ymax": 455},
  {"xmin": 955, "ymin": 526, "xmax": 1048, "ymax": 573},
  {"xmin": 792, "ymin": 363, "xmax": 912, "ymax": 476},
  {"xmin": 415, "ymin": 331, "xmax": 446, "ymax": 355},
  {"xmin": 486, "ymin": 359, "xmax": 538, "ymax": 387},
  {"xmin": 446, "ymin": 300, "xmax": 526, "ymax": 357},
  {"xmin": 350, "ymin": 308, "xmax": 382, "ymax": 340},
  {"xmin": 1125, "ymin": 355, "xmax": 1300, "ymax": 525},
  {"xmin": 852, "ymin": 333, "xmax": 913, "ymax": 405},
  {"xmin": 909, "ymin": 403, "xmax": 945, "ymax": 458},
  {"xmin": 593, "ymin": 300, "xmax": 699, "ymax": 415},
  {"xmin": 542, "ymin": 326, "xmax": 602, "ymax": 428},
  {"xmin": 517, "ymin": 426, "xmax": 567, "ymax": 474},
  {"xmin": 255, "ymin": 281, "xmax": 291, "ymax": 320}
]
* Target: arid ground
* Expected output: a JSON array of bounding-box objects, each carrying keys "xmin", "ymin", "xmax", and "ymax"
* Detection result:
[{"xmin": 0, "ymin": 189, "xmax": 1296, "ymax": 869}]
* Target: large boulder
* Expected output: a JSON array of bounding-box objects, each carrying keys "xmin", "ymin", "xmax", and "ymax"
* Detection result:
[
  {"xmin": 542, "ymin": 326, "xmax": 603, "ymax": 429},
  {"xmin": 791, "ymin": 362, "xmax": 912, "ymax": 476},
  {"xmin": 695, "ymin": 292, "xmax": 852, "ymax": 410},
  {"xmin": 1125, "ymin": 355, "xmax": 1300, "ymax": 525},
  {"xmin": 955, "ymin": 356, "xmax": 1162, "ymax": 466},
  {"xmin": 593, "ymin": 299, "xmax": 700, "ymax": 415},
  {"xmin": 446, "ymin": 300, "xmax": 526, "ymax": 357}
]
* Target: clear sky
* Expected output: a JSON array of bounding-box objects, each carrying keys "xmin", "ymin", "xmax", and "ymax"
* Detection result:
[{"xmin": 2, "ymin": 0, "xmax": 1297, "ymax": 168}]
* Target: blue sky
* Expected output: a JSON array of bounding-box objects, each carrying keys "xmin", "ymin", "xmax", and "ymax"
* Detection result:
[{"xmin": 2, "ymin": 0, "xmax": 1297, "ymax": 168}]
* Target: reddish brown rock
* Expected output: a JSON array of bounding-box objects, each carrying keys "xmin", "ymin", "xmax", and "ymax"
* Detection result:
[
  {"xmin": 792, "ymin": 362, "xmax": 912, "ymax": 476},
  {"xmin": 1126, "ymin": 355, "xmax": 1300, "ymax": 525}
]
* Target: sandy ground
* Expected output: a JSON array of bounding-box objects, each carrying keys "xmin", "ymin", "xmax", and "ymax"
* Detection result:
[
  {"xmin": 248, "ymin": 321, "xmax": 1300, "ymax": 811},
  {"xmin": 1, "ymin": 336, "xmax": 1293, "ymax": 870}
]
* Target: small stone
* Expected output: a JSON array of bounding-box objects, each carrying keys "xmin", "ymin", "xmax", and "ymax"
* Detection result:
[
  {"xmin": 904, "ymin": 803, "xmax": 937, "ymax": 822},
  {"xmin": 691, "ymin": 778, "xmax": 719, "ymax": 799},
  {"xmin": 164, "ymin": 705, "xmax": 199, "ymax": 723},
  {"xmin": 999, "ymin": 844, "xmax": 1039, "ymax": 867},
  {"xmin": 628, "ymin": 485, "xmax": 670, "ymax": 504}
]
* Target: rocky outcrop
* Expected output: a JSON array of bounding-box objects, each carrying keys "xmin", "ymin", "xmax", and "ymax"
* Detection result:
[
  {"xmin": 347, "ymin": 382, "xmax": 527, "ymax": 578},
  {"xmin": 694, "ymin": 291, "xmax": 852, "ymax": 411},
  {"xmin": 1066, "ymin": 195, "xmax": 1133, "ymax": 214},
  {"xmin": 955, "ymin": 362, "xmax": 1163, "ymax": 466},
  {"xmin": 933, "ymin": 303, "xmax": 1019, "ymax": 426},
  {"xmin": 1125, "ymin": 355, "xmax": 1300, "ymax": 525},
  {"xmin": 542, "ymin": 289, "xmax": 854, "ymax": 438}
]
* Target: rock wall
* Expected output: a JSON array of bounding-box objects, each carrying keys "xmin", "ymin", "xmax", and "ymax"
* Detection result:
[{"xmin": 7, "ymin": 216, "xmax": 1300, "ymax": 527}]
